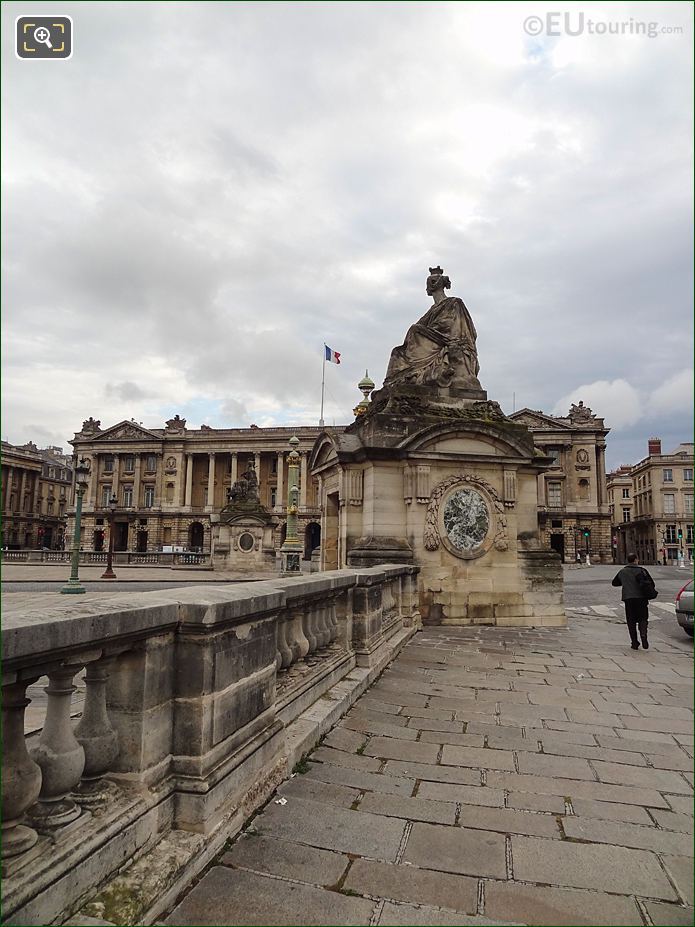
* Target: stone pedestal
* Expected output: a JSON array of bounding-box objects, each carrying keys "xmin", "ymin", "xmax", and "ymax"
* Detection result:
[
  {"xmin": 310, "ymin": 268, "xmax": 565, "ymax": 627},
  {"xmin": 210, "ymin": 504, "xmax": 276, "ymax": 573}
]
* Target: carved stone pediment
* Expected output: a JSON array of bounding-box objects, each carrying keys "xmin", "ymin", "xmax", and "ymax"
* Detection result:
[
  {"xmin": 509, "ymin": 409, "xmax": 573, "ymax": 430},
  {"xmin": 94, "ymin": 420, "xmax": 162, "ymax": 442}
]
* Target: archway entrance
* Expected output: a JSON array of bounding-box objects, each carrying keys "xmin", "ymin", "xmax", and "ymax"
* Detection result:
[
  {"xmin": 304, "ymin": 522, "xmax": 321, "ymax": 560},
  {"xmin": 189, "ymin": 522, "xmax": 204, "ymax": 550},
  {"xmin": 136, "ymin": 530, "xmax": 148, "ymax": 553},
  {"xmin": 550, "ymin": 533, "xmax": 565, "ymax": 562}
]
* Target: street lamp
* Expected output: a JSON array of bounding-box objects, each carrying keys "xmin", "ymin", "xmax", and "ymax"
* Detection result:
[
  {"xmin": 280, "ymin": 436, "xmax": 303, "ymax": 575},
  {"xmin": 61, "ymin": 457, "xmax": 90, "ymax": 595},
  {"xmin": 101, "ymin": 494, "xmax": 118, "ymax": 579}
]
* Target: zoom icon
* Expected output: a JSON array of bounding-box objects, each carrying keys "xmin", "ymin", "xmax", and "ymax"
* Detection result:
[{"xmin": 16, "ymin": 16, "xmax": 73, "ymax": 59}]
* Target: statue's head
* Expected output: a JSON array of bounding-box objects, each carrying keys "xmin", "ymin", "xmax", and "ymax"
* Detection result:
[{"xmin": 426, "ymin": 267, "xmax": 451, "ymax": 296}]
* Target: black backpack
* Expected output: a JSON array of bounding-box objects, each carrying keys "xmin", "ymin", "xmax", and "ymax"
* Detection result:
[{"xmin": 637, "ymin": 568, "xmax": 658, "ymax": 600}]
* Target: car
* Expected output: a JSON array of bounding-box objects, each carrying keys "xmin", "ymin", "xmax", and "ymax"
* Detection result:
[{"xmin": 675, "ymin": 579, "xmax": 694, "ymax": 637}]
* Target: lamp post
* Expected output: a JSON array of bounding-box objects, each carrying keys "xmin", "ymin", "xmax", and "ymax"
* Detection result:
[
  {"xmin": 101, "ymin": 494, "xmax": 118, "ymax": 579},
  {"xmin": 61, "ymin": 458, "xmax": 90, "ymax": 595},
  {"xmin": 280, "ymin": 436, "xmax": 303, "ymax": 575}
]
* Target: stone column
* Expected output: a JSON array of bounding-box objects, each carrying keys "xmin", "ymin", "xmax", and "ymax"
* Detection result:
[
  {"xmin": 184, "ymin": 455, "xmax": 194, "ymax": 507},
  {"xmin": 1, "ymin": 679, "xmax": 42, "ymax": 858},
  {"xmin": 154, "ymin": 453, "xmax": 164, "ymax": 506},
  {"xmin": 19, "ymin": 470, "xmax": 28, "ymax": 515},
  {"xmin": 275, "ymin": 453, "xmax": 284, "ymax": 511},
  {"xmin": 300, "ymin": 452, "xmax": 308, "ymax": 510},
  {"xmin": 230, "ymin": 452, "xmax": 238, "ymax": 485},
  {"xmin": 254, "ymin": 452, "xmax": 261, "ymax": 479},
  {"xmin": 4, "ymin": 465, "xmax": 14, "ymax": 512},
  {"xmin": 133, "ymin": 455, "xmax": 142, "ymax": 509},
  {"xmin": 111, "ymin": 454, "xmax": 121, "ymax": 503},
  {"xmin": 206, "ymin": 453, "xmax": 216, "ymax": 511},
  {"xmin": 89, "ymin": 455, "xmax": 99, "ymax": 504},
  {"xmin": 31, "ymin": 472, "xmax": 41, "ymax": 515}
]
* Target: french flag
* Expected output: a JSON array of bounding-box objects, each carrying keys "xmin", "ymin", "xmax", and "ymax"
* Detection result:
[{"xmin": 325, "ymin": 345, "xmax": 341, "ymax": 365}]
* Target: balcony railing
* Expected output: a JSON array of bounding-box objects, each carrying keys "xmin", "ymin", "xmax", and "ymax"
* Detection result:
[
  {"xmin": 2, "ymin": 564, "xmax": 420, "ymax": 925},
  {"xmin": 0, "ymin": 549, "xmax": 212, "ymax": 567}
]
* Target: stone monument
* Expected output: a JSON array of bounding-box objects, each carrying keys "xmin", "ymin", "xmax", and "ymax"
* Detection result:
[
  {"xmin": 210, "ymin": 461, "xmax": 277, "ymax": 572},
  {"xmin": 310, "ymin": 267, "xmax": 564, "ymax": 626}
]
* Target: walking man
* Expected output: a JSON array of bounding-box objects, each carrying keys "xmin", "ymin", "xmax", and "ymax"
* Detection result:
[{"xmin": 612, "ymin": 553, "xmax": 657, "ymax": 650}]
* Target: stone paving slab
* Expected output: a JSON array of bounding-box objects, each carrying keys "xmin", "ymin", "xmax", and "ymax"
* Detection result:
[
  {"xmin": 164, "ymin": 866, "xmax": 374, "ymax": 925},
  {"xmin": 221, "ymin": 834, "xmax": 349, "ymax": 885},
  {"xmin": 511, "ymin": 835, "xmax": 678, "ymax": 898},
  {"xmin": 163, "ymin": 619, "xmax": 693, "ymax": 926},
  {"xmin": 644, "ymin": 902, "xmax": 695, "ymax": 926},
  {"xmin": 256, "ymin": 796, "xmax": 406, "ymax": 860},
  {"xmin": 403, "ymin": 822, "xmax": 507, "ymax": 878},
  {"xmin": 483, "ymin": 880, "xmax": 643, "ymax": 926},
  {"xmin": 343, "ymin": 858, "xmax": 477, "ymax": 913}
]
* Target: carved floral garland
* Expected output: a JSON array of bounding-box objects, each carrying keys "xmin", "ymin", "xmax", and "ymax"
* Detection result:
[{"xmin": 424, "ymin": 474, "xmax": 508, "ymax": 553}]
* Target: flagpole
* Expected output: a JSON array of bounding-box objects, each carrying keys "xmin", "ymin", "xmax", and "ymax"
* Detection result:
[{"xmin": 319, "ymin": 346, "xmax": 326, "ymax": 427}]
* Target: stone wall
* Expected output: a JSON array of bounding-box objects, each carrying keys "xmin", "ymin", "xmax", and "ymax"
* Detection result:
[{"xmin": 1, "ymin": 566, "xmax": 420, "ymax": 925}]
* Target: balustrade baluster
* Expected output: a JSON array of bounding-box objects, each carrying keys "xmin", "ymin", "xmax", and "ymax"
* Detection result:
[
  {"xmin": 74, "ymin": 657, "xmax": 119, "ymax": 807},
  {"xmin": 326, "ymin": 601, "xmax": 339, "ymax": 644},
  {"xmin": 291, "ymin": 609, "xmax": 310, "ymax": 662},
  {"xmin": 276, "ymin": 614, "xmax": 293, "ymax": 671},
  {"xmin": 29, "ymin": 665, "xmax": 85, "ymax": 828},
  {"xmin": 302, "ymin": 605, "xmax": 318, "ymax": 655},
  {"xmin": 316, "ymin": 605, "xmax": 331, "ymax": 648},
  {"xmin": 1, "ymin": 680, "xmax": 42, "ymax": 859}
]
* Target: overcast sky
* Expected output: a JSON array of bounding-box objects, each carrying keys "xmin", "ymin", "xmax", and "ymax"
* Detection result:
[{"xmin": 2, "ymin": 1, "xmax": 693, "ymax": 469}]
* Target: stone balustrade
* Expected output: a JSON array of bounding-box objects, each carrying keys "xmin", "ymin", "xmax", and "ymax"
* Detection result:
[
  {"xmin": 1, "ymin": 550, "xmax": 211, "ymax": 567},
  {"xmin": 1, "ymin": 564, "xmax": 420, "ymax": 926}
]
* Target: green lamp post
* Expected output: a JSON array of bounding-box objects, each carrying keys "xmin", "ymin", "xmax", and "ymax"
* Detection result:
[
  {"xmin": 61, "ymin": 457, "xmax": 91, "ymax": 594},
  {"xmin": 280, "ymin": 436, "xmax": 303, "ymax": 575}
]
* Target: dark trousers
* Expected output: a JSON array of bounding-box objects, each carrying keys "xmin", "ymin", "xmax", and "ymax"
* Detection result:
[{"xmin": 624, "ymin": 598, "xmax": 649, "ymax": 646}]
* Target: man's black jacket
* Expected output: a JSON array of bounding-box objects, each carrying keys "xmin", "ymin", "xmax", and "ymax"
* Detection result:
[{"xmin": 612, "ymin": 563, "xmax": 655, "ymax": 601}]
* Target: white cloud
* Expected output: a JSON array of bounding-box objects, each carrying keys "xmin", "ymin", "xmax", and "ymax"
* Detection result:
[
  {"xmin": 1, "ymin": 0, "xmax": 692, "ymax": 460},
  {"xmin": 553, "ymin": 379, "xmax": 642, "ymax": 428},
  {"xmin": 647, "ymin": 369, "xmax": 695, "ymax": 416}
]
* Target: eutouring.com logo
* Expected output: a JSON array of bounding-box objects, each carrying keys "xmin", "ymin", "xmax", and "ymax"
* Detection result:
[
  {"xmin": 16, "ymin": 16, "xmax": 73, "ymax": 59},
  {"xmin": 523, "ymin": 12, "xmax": 684, "ymax": 39}
]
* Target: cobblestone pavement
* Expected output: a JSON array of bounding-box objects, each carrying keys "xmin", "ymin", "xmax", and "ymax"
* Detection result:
[{"xmin": 164, "ymin": 616, "xmax": 693, "ymax": 927}]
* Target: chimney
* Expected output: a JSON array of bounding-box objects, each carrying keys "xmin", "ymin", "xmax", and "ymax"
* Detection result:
[{"xmin": 648, "ymin": 438, "xmax": 662, "ymax": 456}]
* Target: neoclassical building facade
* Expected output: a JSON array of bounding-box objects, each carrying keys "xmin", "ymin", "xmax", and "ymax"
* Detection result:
[
  {"xmin": 509, "ymin": 402, "xmax": 612, "ymax": 563},
  {"xmin": 1, "ymin": 442, "xmax": 73, "ymax": 549},
  {"xmin": 68, "ymin": 416, "xmax": 323, "ymax": 560},
  {"xmin": 66, "ymin": 401, "xmax": 613, "ymax": 566}
]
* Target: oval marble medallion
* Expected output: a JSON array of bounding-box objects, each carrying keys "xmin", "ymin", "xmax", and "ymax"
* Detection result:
[{"xmin": 443, "ymin": 488, "xmax": 490, "ymax": 552}]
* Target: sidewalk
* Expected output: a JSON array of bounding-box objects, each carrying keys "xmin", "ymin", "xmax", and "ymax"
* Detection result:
[
  {"xmin": 163, "ymin": 615, "xmax": 694, "ymax": 926},
  {"xmin": 1, "ymin": 564, "xmax": 275, "ymax": 583}
]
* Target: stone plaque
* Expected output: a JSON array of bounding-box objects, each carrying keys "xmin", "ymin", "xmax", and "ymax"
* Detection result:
[{"xmin": 443, "ymin": 488, "xmax": 490, "ymax": 553}]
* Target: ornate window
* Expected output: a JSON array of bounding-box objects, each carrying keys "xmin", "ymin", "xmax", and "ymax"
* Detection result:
[
  {"xmin": 663, "ymin": 494, "xmax": 676, "ymax": 514},
  {"xmin": 622, "ymin": 507, "xmax": 631, "ymax": 523},
  {"xmin": 684, "ymin": 469, "xmax": 693, "ymax": 482},
  {"xmin": 101, "ymin": 485, "xmax": 112, "ymax": 507},
  {"xmin": 685, "ymin": 495, "xmax": 693, "ymax": 515},
  {"xmin": 622, "ymin": 487, "xmax": 630, "ymax": 498},
  {"xmin": 143, "ymin": 486, "xmax": 155, "ymax": 508},
  {"xmin": 123, "ymin": 456, "xmax": 135, "ymax": 472},
  {"xmin": 122, "ymin": 485, "xmax": 133, "ymax": 507},
  {"xmin": 103, "ymin": 456, "xmax": 114, "ymax": 472},
  {"xmin": 547, "ymin": 482, "xmax": 562, "ymax": 508},
  {"xmin": 663, "ymin": 469, "xmax": 673, "ymax": 482},
  {"xmin": 146, "ymin": 455, "xmax": 157, "ymax": 471}
]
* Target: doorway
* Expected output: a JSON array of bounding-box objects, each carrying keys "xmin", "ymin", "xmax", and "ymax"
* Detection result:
[
  {"xmin": 189, "ymin": 522, "xmax": 204, "ymax": 550},
  {"xmin": 114, "ymin": 522, "xmax": 129, "ymax": 551},
  {"xmin": 304, "ymin": 522, "xmax": 321, "ymax": 560},
  {"xmin": 550, "ymin": 533, "xmax": 565, "ymax": 562},
  {"xmin": 136, "ymin": 530, "xmax": 148, "ymax": 553}
]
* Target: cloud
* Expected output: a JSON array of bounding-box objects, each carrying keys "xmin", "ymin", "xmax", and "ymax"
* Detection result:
[
  {"xmin": 553, "ymin": 379, "xmax": 642, "ymax": 429},
  {"xmin": 1, "ymin": 0, "xmax": 692, "ymax": 464},
  {"xmin": 647, "ymin": 369, "xmax": 695, "ymax": 416}
]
